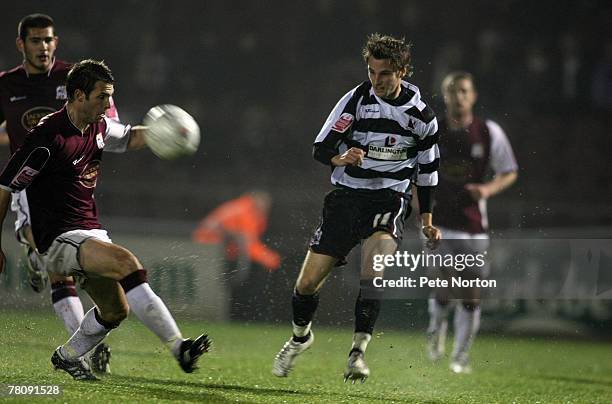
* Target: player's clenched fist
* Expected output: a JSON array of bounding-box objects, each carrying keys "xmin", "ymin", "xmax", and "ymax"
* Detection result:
[{"xmin": 331, "ymin": 147, "xmax": 365, "ymax": 167}]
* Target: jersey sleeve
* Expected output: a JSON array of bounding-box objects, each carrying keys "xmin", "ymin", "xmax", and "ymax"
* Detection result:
[
  {"xmin": 102, "ymin": 116, "xmax": 132, "ymax": 153},
  {"xmin": 415, "ymin": 102, "xmax": 439, "ymax": 187},
  {"xmin": 312, "ymin": 84, "xmax": 363, "ymax": 165},
  {"xmin": 105, "ymin": 96, "xmax": 120, "ymax": 121},
  {"xmin": 0, "ymin": 129, "xmax": 53, "ymax": 192},
  {"xmin": 486, "ymin": 120, "xmax": 518, "ymax": 174}
]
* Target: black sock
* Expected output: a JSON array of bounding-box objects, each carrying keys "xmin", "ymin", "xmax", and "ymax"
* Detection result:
[
  {"xmin": 354, "ymin": 289, "xmax": 381, "ymax": 335},
  {"xmin": 292, "ymin": 334, "xmax": 311, "ymax": 343},
  {"xmin": 292, "ymin": 289, "xmax": 319, "ymax": 341}
]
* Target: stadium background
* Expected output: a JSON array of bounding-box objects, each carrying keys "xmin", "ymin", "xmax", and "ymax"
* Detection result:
[{"xmin": 1, "ymin": 0, "xmax": 611, "ymax": 336}]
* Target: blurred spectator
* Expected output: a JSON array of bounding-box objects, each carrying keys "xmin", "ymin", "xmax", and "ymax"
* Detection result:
[
  {"xmin": 193, "ymin": 190, "xmax": 280, "ymax": 320},
  {"xmin": 192, "ymin": 190, "xmax": 280, "ymax": 273}
]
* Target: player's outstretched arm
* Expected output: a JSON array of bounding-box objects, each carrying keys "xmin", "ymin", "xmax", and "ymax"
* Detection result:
[
  {"xmin": 127, "ymin": 125, "xmax": 148, "ymax": 150},
  {"xmin": 0, "ymin": 188, "xmax": 12, "ymax": 274}
]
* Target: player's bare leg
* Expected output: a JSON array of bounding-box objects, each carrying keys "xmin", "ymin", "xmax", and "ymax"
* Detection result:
[
  {"xmin": 272, "ymin": 251, "xmax": 337, "ymax": 377},
  {"xmin": 52, "ymin": 238, "xmax": 211, "ymax": 380},
  {"xmin": 344, "ymin": 231, "xmax": 396, "ymax": 383},
  {"xmin": 82, "ymin": 239, "xmax": 210, "ymax": 372}
]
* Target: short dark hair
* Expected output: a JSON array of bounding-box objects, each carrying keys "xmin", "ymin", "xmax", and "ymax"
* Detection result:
[
  {"xmin": 18, "ymin": 13, "xmax": 55, "ymax": 40},
  {"xmin": 362, "ymin": 33, "xmax": 413, "ymax": 77},
  {"xmin": 66, "ymin": 59, "xmax": 114, "ymax": 101},
  {"xmin": 441, "ymin": 71, "xmax": 476, "ymax": 94}
]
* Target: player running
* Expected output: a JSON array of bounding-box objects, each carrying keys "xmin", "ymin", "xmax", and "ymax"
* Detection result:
[
  {"xmin": 272, "ymin": 33, "xmax": 441, "ymax": 383},
  {"xmin": 424, "ymin": 71, "xmax": 517, "ymax": 373},
  {"xmin": 0, "ymin": 59, "xmax": 211, "ymax": 381}
]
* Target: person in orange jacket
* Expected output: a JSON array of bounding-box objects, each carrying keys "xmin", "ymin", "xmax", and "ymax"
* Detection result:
[{"xmin": 192, "ymin": 190, "xmax": 280, "ymax": 273}]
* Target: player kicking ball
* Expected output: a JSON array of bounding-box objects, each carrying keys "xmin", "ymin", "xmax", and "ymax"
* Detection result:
[
  {"xmin": 272, "ymin": 34, "xmax": 441, "ymax": 383},
  {"xmin": 0, "ymin": 59, "xmax": 209, "ymax": 381}
]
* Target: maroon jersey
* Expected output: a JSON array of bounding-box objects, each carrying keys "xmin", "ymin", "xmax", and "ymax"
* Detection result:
[
  {"xmin": 434, "ymin": 117, "xmax": 517, "ymax": 234},
  {"xmin": 0, "ymin": 106, "xmax": 131, "ymax": 253},
  {"xmin": 0, "ymin": 59, "xmax": 119, "ymax": 155},
  {"xmin": 0, "ymin": 59, "xmax": 71, "ymax": 154}
]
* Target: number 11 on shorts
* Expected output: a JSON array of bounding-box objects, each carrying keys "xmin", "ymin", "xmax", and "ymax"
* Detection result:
[{"xmin": 373, "ymin": 212, "xmax": 392, "ymax": 227}]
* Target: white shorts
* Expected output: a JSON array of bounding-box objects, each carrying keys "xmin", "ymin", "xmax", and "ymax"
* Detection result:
[
  {"xmin": 437, "ymin": 227, "xmax": 490, "ymax": 253},
  {"xmin": 10, "ymin": 191, "xmax": 30, "ymax": 243},
  {"xmin": 43, "ymin": 229, "xmax": 112, "ymax": 276},
  {"xmin": 423, "ymin": 227, "xmax": 491, "ymax": 277}
]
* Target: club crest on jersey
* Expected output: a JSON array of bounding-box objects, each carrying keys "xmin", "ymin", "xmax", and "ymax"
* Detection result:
[
  {"xmin": 332, "ymin": 113, "xmax": 354, "ymax": 133},
  {"xmin": 21, "ymin": 107, "xmax": 55, "ymax": 131},
  {"xmin": 471, "ymin": 143, "xmax": 484, "ymax": 158},
  {"xmin": 96, "ymin": 133, "xmax": 105, "ymax": 149},
  {"xmin": 56, "ymin": 85, "xmax": 67, "ymax": 100},
  {"xmin": 79, "ymin": 160, "xmax": 100, "ymax": 188}
]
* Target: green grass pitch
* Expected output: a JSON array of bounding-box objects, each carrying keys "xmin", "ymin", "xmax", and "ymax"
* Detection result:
[{"xmin": 0, "ymin": 311, "xmax": 610, "ymax": 403}]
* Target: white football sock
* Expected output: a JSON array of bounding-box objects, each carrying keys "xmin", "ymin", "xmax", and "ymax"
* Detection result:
[
  {"xmin": 292, "ymin": 321, "xmax": 312, "ymax": 339},
  {"xmin": 53, "ymin": 296, "xmax": 85, "ymax": 336},
  {"xmin": 427, "ymin": 298, "xmax": 450, "ymax": 337},
  {"xmin": 59, "ymin": 307, "xmax": 109, "ymax": 360},
  {"xmin": 452, "ymin": 304, "xmax": 481, "ymax": 361},
  {"xmin": 350, "ymin": 332, "xmax": 372, "ymax": 353},
  {"xmin": 125, "ymin": 283, "xmax": 184, "ymax": 355}
]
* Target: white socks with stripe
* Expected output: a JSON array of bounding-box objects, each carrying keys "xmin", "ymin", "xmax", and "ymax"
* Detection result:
[
  {"xmin": 124, "ymin": 283, "xmax": 184, "ymax": 357},
  {"xmin": 427, "ymin": 297, "xmax": 450, "ymax": 339},
  {"xmin": 351, "ymin": 332, "xmax": 372, "ymax": 353},
  {"xmin": 59, "ymin": 308, "xmax": 109, "ymax": 360},
  {"xmin": 452, "ymin": 304, "xmax": 481, "ymax": 361},
  {"xmin": 53, "ymin": 296, "xmax": 85, "ymax": 335}
]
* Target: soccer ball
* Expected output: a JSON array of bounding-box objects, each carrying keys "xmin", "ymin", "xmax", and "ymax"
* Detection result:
[{"xmin": 143, "ymin": 104, "xmax": 201, "ymax": 159}]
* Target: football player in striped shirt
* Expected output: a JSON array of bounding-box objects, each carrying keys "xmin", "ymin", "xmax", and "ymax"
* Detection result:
[
  {"xmin": 273, "ymin": 33, "xmax": 441, "ymax": 383},
  {"xmin": 424, "ymin": 72, "xmax": 517, "ymax": 374}
]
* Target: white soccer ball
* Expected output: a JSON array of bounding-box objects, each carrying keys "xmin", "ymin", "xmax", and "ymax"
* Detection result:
[{"xmin": 143, "ymin": 104, "xmax": 201, "ymax": 159}]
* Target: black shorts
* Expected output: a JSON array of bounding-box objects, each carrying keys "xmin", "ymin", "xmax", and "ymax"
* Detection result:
[{"xmin": 309, "ymin": 187, "xmax": 412, "ymax": 265}]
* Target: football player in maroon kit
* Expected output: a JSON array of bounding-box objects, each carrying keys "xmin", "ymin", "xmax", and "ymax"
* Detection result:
[
  {"xmin": 0, "ymin": 13, "xmax": 122, "ymax": 374},
  {"xmin": 0, "ymin": 59, "xmax": 211, "ymax": 381},
  {"xmin": 424, "ymin": 72, "xmax": 517, "ymax": 374},
  {"xmin": 0, "ymin": 14, "xmax": 124, "ymax": 373}
]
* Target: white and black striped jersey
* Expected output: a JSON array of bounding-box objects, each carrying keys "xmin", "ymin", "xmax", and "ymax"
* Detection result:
[{"xmin": 313, "ymin": 80, "xmax": 439, "ymax": 193}]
